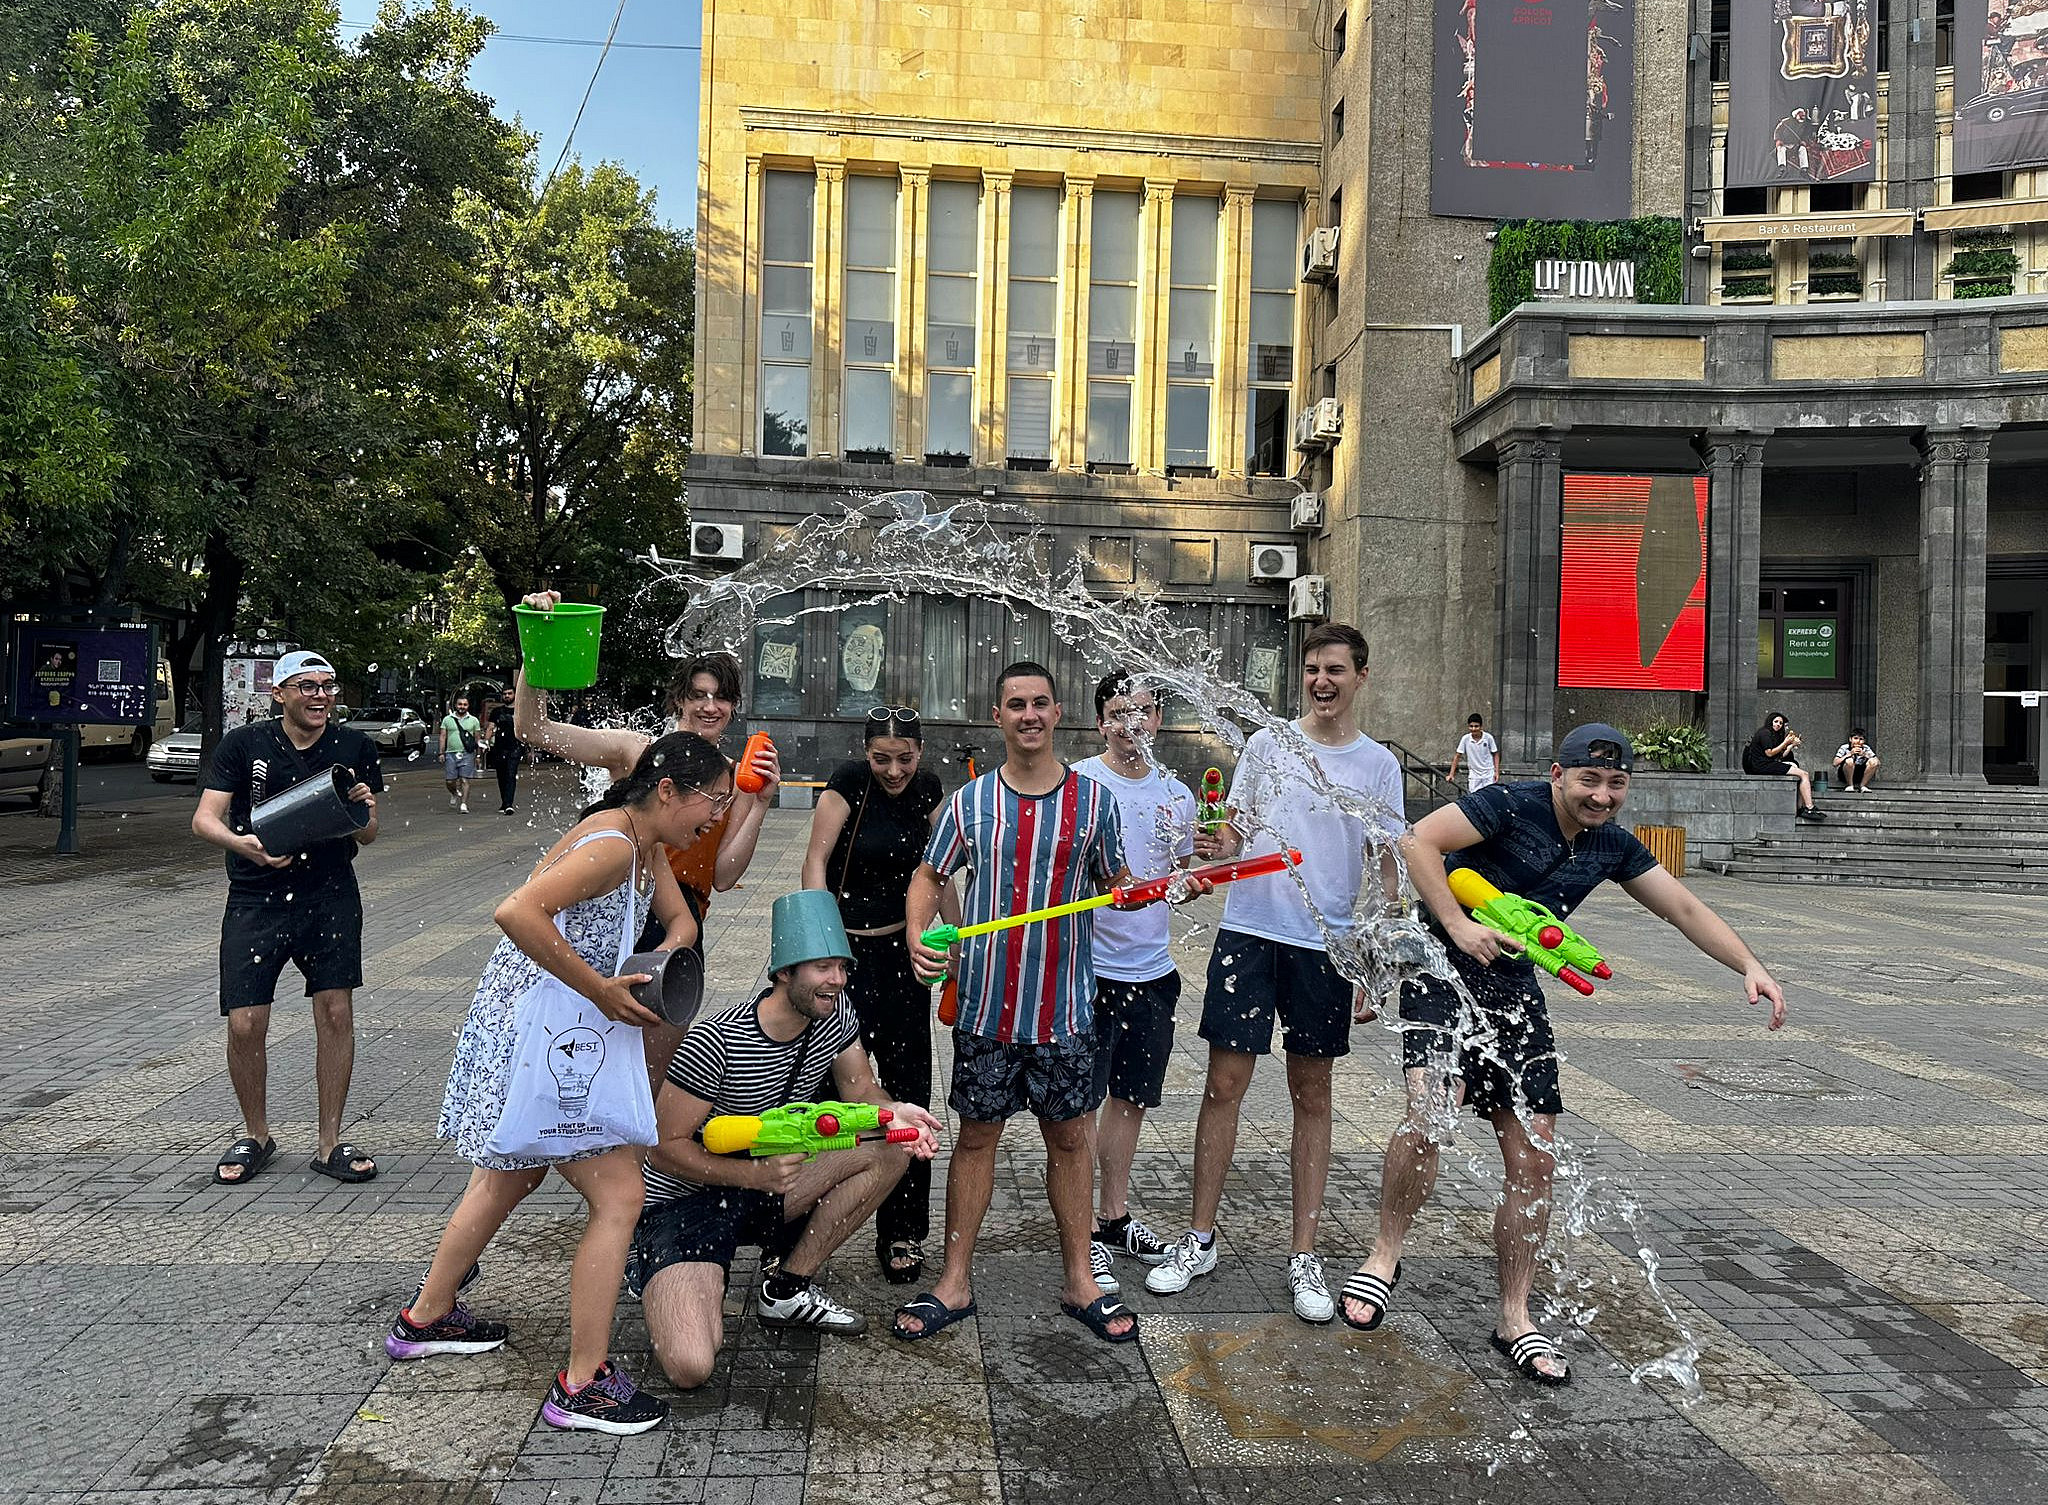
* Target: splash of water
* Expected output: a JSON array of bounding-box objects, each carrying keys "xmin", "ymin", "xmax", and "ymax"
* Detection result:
[{"xmin": 648, "ymin": 488, "xmax": 1704, "ymax": 1399}]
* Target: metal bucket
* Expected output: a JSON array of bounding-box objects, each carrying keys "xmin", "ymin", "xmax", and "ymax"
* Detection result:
[
  {"xmin": 251, "ymin": 766, "xmax": 369, "ymax": 854},
  {"xmin": 622, "ymin": 948, "xmax": 706, "ymax": 1030}
]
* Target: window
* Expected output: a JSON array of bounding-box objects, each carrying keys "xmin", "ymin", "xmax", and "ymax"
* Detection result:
[
  {"xmin": 1331, "ymin": 100, "xmax": 1344, "ymax": 142},
  {"xmin": 835, "ymin": 599, "xmax": 888, "ymax": 716},
  {"xmin": 1166, "ymin": 195, "xmax": 1219, "ymax": 472},
  {"xmin": 1334, "ymin": 11, "xmax": 1346, "ymax": 57},
  {"xmin": 1246, "ymin": 198, "xmax": 1300, "ymax": 477},
  {"xmin": 1954, "ymin": 171, "xmax": 2007, "ymax": 203},
  {"xmin": 843, "ymin": 174, "xmax": 898, "ymax": 461},
  {"xmin": 1723, "ymin": 185, "xmax": 1767, "ymax": 217},
  {"xmin": 1007, "ymin": 185, "xmax": 1061, "ymax": 464},
  {"xmin": 1088, "ymin": 190, "xmax": 1141, "ymax": 467},
  {"xmin": 760, "ymin": 171, "xmax": 815, "ymax": 457},
  {"xmin": 751, "ymin": 592, "xmax": 807, "ymax": 715},
  {"xmin": 1758, "ymin": 581, "xmax": 1850, "ymax": 689},
  {"xmin": 1808, "ymin": 182, "xmax": 1862, "ymax": 214},
  {"xmin": 919, "ymin": 596, "xmax": 969, "ymax": 718},
  {"xmin": 1709, "ymin": 0, "xmax": 1729, "ymax": 82},
  {"xmin": 925, "ymin": 179, "xmax": 980, "ymax": 462}
]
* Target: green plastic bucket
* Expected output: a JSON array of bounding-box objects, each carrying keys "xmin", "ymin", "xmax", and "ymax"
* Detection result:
[{"xmin": 514, "ymin": 602, "xmax": 605, "ymax": 689}]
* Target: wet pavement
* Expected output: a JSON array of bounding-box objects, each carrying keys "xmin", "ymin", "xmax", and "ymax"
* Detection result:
[{"xmin": 2, "ymin": 768, "xmax": 2046, "ymax": 1503}]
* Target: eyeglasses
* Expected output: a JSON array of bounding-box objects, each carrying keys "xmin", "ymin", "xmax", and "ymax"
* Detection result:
[
  {"xmin": 687, "ymin": 783, "xmax": 737, "ymax": 815},
  {"xmin": 866, "ymin": 706, "xmax": 920, "ymax": 724},
  {"xmin": 285, "ymin": 680, "xmax": 341, "ymax": 696}
]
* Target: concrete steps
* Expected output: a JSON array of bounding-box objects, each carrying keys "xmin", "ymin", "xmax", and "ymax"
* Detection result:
[{"xmin": 1710, "ymin": 785, "xmax": 2048, "ymax": 892}]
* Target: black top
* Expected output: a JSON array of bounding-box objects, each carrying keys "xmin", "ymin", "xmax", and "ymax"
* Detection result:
[
  {"xmin": 823, "ymin": 760, "xmax": 944, "ymax": 930},
  {"xmin": 489, "ymin": 702, "xmax": 520, "ymax": 753},
  {"xmin": 1444, "ymin": 780, "xmax": 1658, "ymax": 974},
  {"xmin": 204, "ymin": 721, "xmax": 385, "ymax": 902},
  {"xmin": 1741, "ymin": 728, "xmax": 1783, "ymax": 774}
]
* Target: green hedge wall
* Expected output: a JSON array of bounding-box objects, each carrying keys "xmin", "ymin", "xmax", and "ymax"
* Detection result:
[{"xmin": 1487, "ymin": 217, "xmax": 1685, "ymax": 325}]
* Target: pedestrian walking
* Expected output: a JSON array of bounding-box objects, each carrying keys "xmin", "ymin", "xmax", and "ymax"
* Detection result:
[
  {"xmin": 1449, "ymin": 713, "xmax": 1500, "ymax": 793},
  {"xmin": 800, "ymin": 706, "xmax": 954, "ymax": 1285},
  {"xmin": 487, "ymin": 689, "xmax": 522, "ymax": 813},
  {"xmin": 440, "ymin": 694, "xmax": 483, "ymax": 813},
  {"xmin": 387, "ymin": 732, "xmax": 733, "ymax": 1435},
  {"xmin": 191, "ymin": 650, "xmax": 383, "ymax": 1186}
]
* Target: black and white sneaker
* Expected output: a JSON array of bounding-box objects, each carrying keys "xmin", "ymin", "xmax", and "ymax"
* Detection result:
[
  {"xmin": 1114, "ymin": 1216, "xmax": 1174, "ymax": 1266},
  {"xmin": 384, "ymin": 1301, "xmax": 508, "ymax": 1361},
  {"xmin": 408, "ymin": 1260, "xmax": 482, "ymax": 1311},
  {"xmin": 540, "ymin": 1360, "xmax": 668, "ymax": 1435},
  {"xmin": 757, "ymin": 1278, "xmax": 866, "ymax": 1334},
  {"xmin": 1091, "ymin": 1239, "xmax": 1120, "ymax": 1294}
]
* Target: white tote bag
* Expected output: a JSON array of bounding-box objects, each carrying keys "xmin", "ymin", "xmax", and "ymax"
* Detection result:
[{"xmin": 484, "ymin": 830, "xmax": 658, "ymax": 1160}]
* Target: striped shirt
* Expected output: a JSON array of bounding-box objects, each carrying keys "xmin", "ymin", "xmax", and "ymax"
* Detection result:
[
  {"xmin": 642, "ymin": 993, "xmax": 860, "ymax": 1206},
  {"xmin": 924, "ymin": 768, "xmax": 1122, "ymax": 1044}
]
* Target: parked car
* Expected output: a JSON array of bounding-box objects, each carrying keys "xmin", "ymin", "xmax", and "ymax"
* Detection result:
[
  {"xmin": 349, "ymin": 705, "xmax": 430, "ymax": 760},
  {"xmin": 0, "ymin": 724, "xmax": 55, "ymax": 806},
  {"xmin": 146, "ymin": 720, "xmax": 204, "ymax": 783}
]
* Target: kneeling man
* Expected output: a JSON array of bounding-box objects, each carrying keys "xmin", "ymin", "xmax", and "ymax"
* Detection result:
[{"xmin": 637, "ymin": 890, "xmax": 941, "ymax": 1388}]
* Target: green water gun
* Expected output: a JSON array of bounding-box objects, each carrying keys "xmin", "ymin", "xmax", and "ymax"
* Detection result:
[
  {"xmin": 1446, "ymin": 868, "xmax": 1613, "ymax": 996},
  {"xmin": 701, "ymin": 1101, "xmax": 920, "ymax": 1157}
]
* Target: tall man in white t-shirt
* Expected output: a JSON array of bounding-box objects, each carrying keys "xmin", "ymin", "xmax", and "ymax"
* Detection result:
[
  {"xmin": 1450, "ymin": 714, "xmax": 1499, "ymax": 792},
  {"xmin": 1146, "ymin": 623, "xmax": 1405, "ymax": 1323},
  {"xmin": 1074, "ymin": 673, "xmax": 1199, "ymax": 1295}
]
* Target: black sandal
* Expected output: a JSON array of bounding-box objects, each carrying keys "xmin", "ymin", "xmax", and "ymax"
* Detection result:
[
  {"xmin": 310, "ymin": 1142, "xmax": 378, "ymax": 1183},
  {"xmin": 880, "ymin": 1240, "xmax": 925, "ymax": 1286},
  {"xmin": 1062, "ymin": 1293, "xmax": 1139, "ymax": 1345},
  {"xmin": 214, "ymin": 1136, "xmax": 276, "ymax": 1186},
  {"xmin": 1492, "ymin": 1328, "xmax": 1572, "ymax": 1386},
  {"xmin": 1339, "ymin": 1260, "xmax": 1402, "ymax": 1332}
]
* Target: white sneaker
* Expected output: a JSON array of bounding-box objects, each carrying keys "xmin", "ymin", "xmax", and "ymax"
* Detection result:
[
  {"xmin": 1145, "ymin": 1231, "xmax": 1219, "ymax": 1295},
  {"xmin": 1289, "ymin": 1252, "xmax": 1334, "ymax": 1324},
  {"xmin": 757, "ymin": 1279, "xmax": 865, "ymax": 1334},
  {"xmin": 1090, "ymin": 1240, "xmax": 1120, "ymax": 1294},
  {"xmin": 448, "ymin": 794, "xmax": 458, "ymax": 809},
  {"xmin": 459, "ymin": 801, "xmax": 469, "ymax": 813}
]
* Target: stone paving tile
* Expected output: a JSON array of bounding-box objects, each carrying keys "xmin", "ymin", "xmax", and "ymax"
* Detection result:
[{"xmin": 6, "ymin": 784, "xmax": 2048, "ymax": 1502}]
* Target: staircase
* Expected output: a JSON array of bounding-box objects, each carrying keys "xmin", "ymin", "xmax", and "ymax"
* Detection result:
[{"xmin": 1711, "ymin": 785, "xmax": 2048, "ymax": 892}]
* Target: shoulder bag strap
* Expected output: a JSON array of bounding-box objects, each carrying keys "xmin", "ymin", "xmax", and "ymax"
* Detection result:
[{"xmin": 830, "ymin": 774, "xmax": 874, "ymax": 897}]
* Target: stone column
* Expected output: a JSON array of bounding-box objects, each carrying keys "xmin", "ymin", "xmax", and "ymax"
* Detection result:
[
  {"xmin": 899, "ymin": 168, "xmax": 929, "ymax": 462},
  {"xmin": 1702, "ymin": 432, "xmax": 1766, "ymax": 770},
  {"xmin": 739, "ymin": 157, "xmax": 764, "ymax": 455},
  {"xmin": 812, "ymin": 161, "xmax": 846, "ymax": 458},
  {"xmin": 1137, "ymin": 178, "xmax": 1176, "ymax": 475},
  {"xmin": 1060, "ymin": 177, "xmax": 1094, "ymax": 471},
  {"xmin": 1917, "ymin": 428, "xmax": 1993, "ymax": 783},
  {"xmin": 1494, "ymin": 432, "xmax": 1564, "ymax": 768},
  {"xmin": 1217, "ymin": 185, "xmax": 1256, "ymax": 480}
]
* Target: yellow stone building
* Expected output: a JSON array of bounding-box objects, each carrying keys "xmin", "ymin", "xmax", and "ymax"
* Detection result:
[{"xmin": 687, "ymin": 1, "xmax": 1330, "ymax": 768}]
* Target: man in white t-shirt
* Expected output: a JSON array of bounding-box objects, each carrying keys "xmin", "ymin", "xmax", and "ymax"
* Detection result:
[
  {"xmin": 1074, "ymin": 673, "xmax": 1199, "ymax": 1296},
  {"xmin": 1145, "ymin": 623, "xmax": 1404, "ymax": 1324},
  {"xmin": 1450, "ymin": 714, "xmax": 1499, "ymax": 792}
]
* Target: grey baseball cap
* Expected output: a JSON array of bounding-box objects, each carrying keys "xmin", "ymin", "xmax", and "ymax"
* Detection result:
[{"xmin": 1556, "ymin": 723, "xmax": 1634, "ymax": 772}]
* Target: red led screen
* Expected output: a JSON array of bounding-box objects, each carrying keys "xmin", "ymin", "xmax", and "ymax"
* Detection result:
[{"xmin": 1557, "ymin": 473, "xmax": 1708, "ymax": 691}]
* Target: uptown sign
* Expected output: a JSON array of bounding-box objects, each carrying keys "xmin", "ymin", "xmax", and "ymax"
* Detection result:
[{"xmin": 1533, "ymin": 258, "xmax": 1638, "ymax": 301}]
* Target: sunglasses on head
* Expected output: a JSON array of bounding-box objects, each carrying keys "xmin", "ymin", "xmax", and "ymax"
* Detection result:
[
  {"xmin": 864, "ymin": 705, "xmax": 922, "ymax": 742},
  {"xmin": 866, "ymin": 706, "xmax": 920, "ymax": 724}
]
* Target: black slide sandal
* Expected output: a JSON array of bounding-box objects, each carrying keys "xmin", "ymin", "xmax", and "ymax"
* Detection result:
[{"xmin": 215, "ymin": 1136, "xmax": 276, "ymax": 1186}]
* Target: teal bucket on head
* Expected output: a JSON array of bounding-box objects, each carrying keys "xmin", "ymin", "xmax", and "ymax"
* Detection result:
[
  {"xmin": 513, "ymin": 602, "xmax": 605, "ymax": 689},
  {"xmin": 769, "ymin": 890, "xmax": 853, "ymax": 976}
]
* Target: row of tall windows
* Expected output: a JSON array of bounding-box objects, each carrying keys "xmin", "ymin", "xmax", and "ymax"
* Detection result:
[{"xmin": 757, "ymin": 170, "xmax": 1300, "ymax": 475}]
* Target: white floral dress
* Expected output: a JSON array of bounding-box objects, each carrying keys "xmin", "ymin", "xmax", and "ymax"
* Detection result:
[{"xmin": 438, "ymin": 828, "xmax": 651, "ymax": 1171}]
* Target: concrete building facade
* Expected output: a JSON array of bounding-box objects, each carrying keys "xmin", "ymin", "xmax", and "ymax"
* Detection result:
[{"xmin": 688, "ymin": 2, "xmax": 2048, "ymax": 787}]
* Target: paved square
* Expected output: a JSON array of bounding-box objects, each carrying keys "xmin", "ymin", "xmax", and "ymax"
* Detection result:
[{"xmin": 3, "ymin": 770, "xmax": 2047, "ymax": 1503}]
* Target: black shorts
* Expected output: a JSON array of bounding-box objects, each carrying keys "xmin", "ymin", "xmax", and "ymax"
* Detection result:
[
  {"xmin": 1397, "ymin": 948, "xmax": 1563, "ymax": 1117},
  {"xmin": 1747, "ymin": 758, "xmax": 1795, "ymax": 777},
  {"xmin": 1198, "ymin": 930, "xmax": 1353, "ymax": 1059},
  {"xmin": 1093, "ymin": 971, "xmax": 1180, "ymax": 1109},
  {"xmin": 218, "ymin": 890, "xmax": 364, "ymax": 1014},
  {"xmin": 632, "ymin": 1185, "xmax": 806, "ymax": 1281},
  {"xmin": 949, "ymin": 1028, "xmax": 1103, "ymax": 1124}
]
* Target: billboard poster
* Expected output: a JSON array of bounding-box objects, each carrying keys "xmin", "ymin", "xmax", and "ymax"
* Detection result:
[
  {"xmin": 223, "ymin": 656, "xmax": 281, "ymax": 727},
  {"xmin": 1955, "ymin": 1, "xmax": 2048, "ymax": 174},
  {"xmin": 1727, "ymin": 1, "xmax": 1877, "ymax": 189},
  {"xmin": 6, "ymin": 623, "xmax": 156, "ymax": 725},
  {"xmin": 1557, "ymin": 474, "xmax": 1709, "ymax": 691},
  {"xmin": 1430, "ymin": 0, "xmax": 1635, "ymax": 221}
]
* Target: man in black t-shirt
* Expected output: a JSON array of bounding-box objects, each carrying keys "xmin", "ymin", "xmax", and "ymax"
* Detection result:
[
  {"xmin": 1338, "ymin": 724, "xmax": 1786, "ymax": 1387},
  {"xmin": 486, "ymin": 693, "xmax": 521, "ymax": 814},
  {"xmin": 192, "ymin": 650, "xmax": 384, "ymax": 1188}
]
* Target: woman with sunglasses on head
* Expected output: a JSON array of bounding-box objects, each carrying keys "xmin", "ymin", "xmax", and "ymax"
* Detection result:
[
  {"xmin": 513, "ymin": 591, "xmax": 780, "ymax": 1077},
  {"xmin": 801, "ymin": 706, "xmax": 957, "ymax": 1285},
  {"xmin": 389, "ymin": 732, "xmax": 734, "ymax": 1435}
]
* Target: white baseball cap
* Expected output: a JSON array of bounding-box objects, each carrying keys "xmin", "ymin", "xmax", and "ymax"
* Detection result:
[{"xmin": 273, "ymin": 650, "xmax": 336, "ymax": 683}]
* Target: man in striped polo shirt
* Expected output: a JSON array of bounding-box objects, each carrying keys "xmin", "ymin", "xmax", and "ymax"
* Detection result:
[{"xmin": 898, "ymin": 661, "xmax": 1137, "ymax": 1344}]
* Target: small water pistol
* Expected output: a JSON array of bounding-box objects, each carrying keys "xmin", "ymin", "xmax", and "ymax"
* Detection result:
[
  {"xmin": 1444, "ymin": 867, "xmax": 1612, "ymax": 996},
  {"xmin": 1198, "ymin": 767, "xmax": 1227, "ymax": 831}
]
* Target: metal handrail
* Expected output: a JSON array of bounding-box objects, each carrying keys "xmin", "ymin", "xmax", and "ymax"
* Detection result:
[{"xmin": 1382, "ymin": 738, "xmax": 1460, "ymax": 814}]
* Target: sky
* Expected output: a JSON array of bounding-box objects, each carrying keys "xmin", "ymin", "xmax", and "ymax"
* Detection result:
[{"xmin": 341, "ymin": 1, "xmax": 703, "ymax": 229}]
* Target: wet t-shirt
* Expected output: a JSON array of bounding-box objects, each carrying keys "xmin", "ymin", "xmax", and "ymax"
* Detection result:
[
  {"xmin": 204, "ymin": 721, "xmax": 384, "ymax": 903},
  {"xmin": 1444, "ymin": 781, "xmax": 1657, "ymax": 974}
]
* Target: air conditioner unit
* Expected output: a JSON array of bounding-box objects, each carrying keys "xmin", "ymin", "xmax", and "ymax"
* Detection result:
[
  {"xmin": 1288, "ymin": 573, "xmax": 1330, "ymax": 622},
  {"xmin": 1310, "ymin": 397, "xmax": 1344, "ymax": 444},
  {"xmin": 690, "ymin": 522, "xmax": 744, "ymax": 560},
  {"xmin": 1249, "ymin": 543, "xmax": 1299, "ymax": 582},
  {"xmin": 1290, "ymin": 490, "xmax": 1327, "ymax": 531},
  {"xmin": 1293, "ymin": 406, "xmax": 1326, "ymax": 453},
  {"xmin": 1301, "ymin": 225, "xmax": 1340, "ymax": 283}
]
